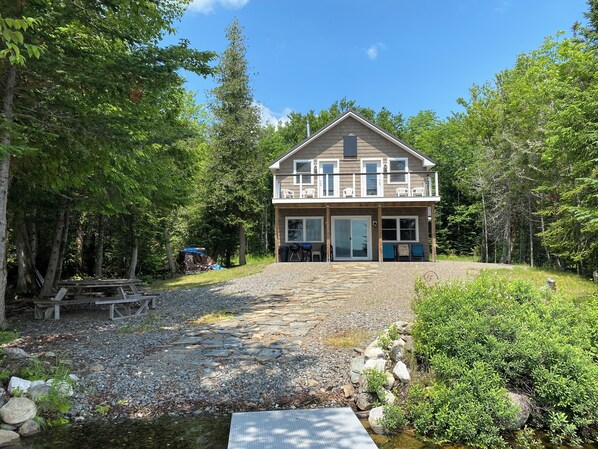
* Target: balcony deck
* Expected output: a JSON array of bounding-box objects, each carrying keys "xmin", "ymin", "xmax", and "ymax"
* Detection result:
[{"xmin": 272, "ymin": 170, "xmax": 439, "ymax": 204}]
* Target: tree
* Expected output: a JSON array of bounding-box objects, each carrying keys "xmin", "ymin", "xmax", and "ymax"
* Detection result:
[{"xmin": 204, "ymin": 18, "xmax": 261, "ymax": 266}]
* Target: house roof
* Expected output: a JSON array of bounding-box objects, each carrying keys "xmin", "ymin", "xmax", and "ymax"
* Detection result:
[{"xmin": 269, "ymin": 109, "xmax": 436, "ymax": 170}]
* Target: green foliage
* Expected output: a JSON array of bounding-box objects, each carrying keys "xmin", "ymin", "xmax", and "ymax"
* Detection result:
[
  {"xmin": 411, "ymin": 274, "xmax": 598, "ymax": 446},
  {"xmin": 513, "ymin": 426, "xmax": 544, "ymax": 449},
  {"xmin": 0, "ymin": 329, "xmax": 19, "ymax": 344},
  {"xmin": 379, "ymin": 403, "xmax": 407, "ymax": 435},
  {"xmin": 95, "ymin": 404, "xmax": 111, "ymax": 415},
  {"xmin": 377, "ymin": 323, "xmax": 400, "ymax": 350},
  {"xmin": 362, "ymin": 368, "xmax": 386, "ymax": 396}
]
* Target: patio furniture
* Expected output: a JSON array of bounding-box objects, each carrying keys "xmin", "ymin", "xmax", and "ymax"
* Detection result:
[
  {"xmin": 412, "ymin": 187, "xmax": 425, "ymax": 196},
  {"xmin": 382, "ymin": 242, "xmax": 397, "ymax": 261},
  {"xmin": 281, "ymin": 189, "xmax": 294, "ymax": 199},
  {"xmin": 301, "ymin": 243, "xmax": 312, "ymax": 262},
  {"xmin": 311, "ymin": 247, "xmax": 322, "ymax": 262},
  {"xmin": 411, "ymin": 243, "xmax": 425, "ymax": 261},
  {"xmin": 343, "ymin": 187, "xmax": 354, "ymax": 198},
  {"xmin": 288, "ymin": 243, "xmax": 301, "ymax": 262},
  {"xmin": 397, "ymin": 243, "xmax": 411, "ymax": 261},
  {"xmin": 396, "ymin": 187, "xmax": 409, "ymax": 197},
  {"xmin": 301, "ymin": 188, "xmax": 316, "ymax": 198}
]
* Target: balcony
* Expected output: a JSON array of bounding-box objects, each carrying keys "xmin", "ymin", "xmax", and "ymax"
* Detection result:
[{"xmin": 272, "ymin": 171, "xmax": 439, "ymax": 203}]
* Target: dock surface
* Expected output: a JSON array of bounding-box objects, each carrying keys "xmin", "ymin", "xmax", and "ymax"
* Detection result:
[{"xmin": 227, "ymin": 407, "xmax": 378, "ymax": 449}]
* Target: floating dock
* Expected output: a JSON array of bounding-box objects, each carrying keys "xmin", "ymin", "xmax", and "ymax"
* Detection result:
[{"xmin": 227, "ymin": 407, "xmax": 378, "ymax": 449}]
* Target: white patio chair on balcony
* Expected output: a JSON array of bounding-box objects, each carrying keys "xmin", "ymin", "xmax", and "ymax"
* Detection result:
[
  {"xmin": 396, "ymin": 187, "xmax": 409, "ymax": 197},
  {"xmin": 281, "ymin": 189, "xmax": 294, "ymax": 199},
  {"xmin": 301, "ymin": 188, "xmax": 316, "ymax": 198},
  {"xmin": 412, "ymin": 187, "xmax": 425, "ymax": 197},
  {"xmin": 343, "ymin": 187, "xmax": 354, "ymax": 198}
]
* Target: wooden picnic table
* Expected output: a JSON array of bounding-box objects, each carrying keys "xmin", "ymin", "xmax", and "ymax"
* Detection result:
[{"xmin": 34, "ymin": 278, "xmax": 157, "ymax": 321}]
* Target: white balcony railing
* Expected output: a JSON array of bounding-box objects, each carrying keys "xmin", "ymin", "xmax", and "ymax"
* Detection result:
[{"xmin": 273, "ymin": 171, "xmax": 439, "ymax": 200}]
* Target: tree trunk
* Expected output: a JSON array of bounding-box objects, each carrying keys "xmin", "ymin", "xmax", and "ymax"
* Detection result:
[
  {"xmin": 481, "ymin": 193, "xmax": 489, "ymax": 263},
  {"xmin": 127, "ymin": 219, "xmax": 138, "ymax": 279},
  {"xmin": 225, "ymin": 249, "xmax": 231, "ymax": 268},
  {"xmin": 0, "ymin": 65, "xmax": 17, "ymax": 327},
  {"xmin": 40, "ymin": 208, "xmax": 67, "ymax": 297},
  {"xmin": 54, "ymin": 208, "xmax": 71, "ymax": 288},
  {"xmin": 239, "ymin": 222, "xmax": 247, "ymax": 266},
  {"xmin": 29, "ymin": 213, "xmax": 38, "ymax": 269},
  {"xmin": 164, "ymin": 228, "xmax": 176, "ymax": 275},
  {"xmin": 74, "ymin": 214, "xmax": 84, "ymax": 274},
  {"xmin": 15, "ymin": 217, "xmax": 35, "ymax": 294},
  {"xmin": 528, "ymin": 201, "xmax": 534, "ymax": 268},
  {"xmin": 94, "ymin": 215, "xmax": 104, "ymax": 278}
]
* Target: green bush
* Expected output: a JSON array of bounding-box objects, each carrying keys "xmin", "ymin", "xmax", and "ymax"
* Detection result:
[
  {"xmin": 411, "ymin": 274, "xmax": 598, "ymax": 446},
  {"xmin": 362, "ymin": 368, "xmax": 386, "ymax": 396},
  {"xmin": 380, "ymin": 403, "xmax": 407, "ymax": 435}
]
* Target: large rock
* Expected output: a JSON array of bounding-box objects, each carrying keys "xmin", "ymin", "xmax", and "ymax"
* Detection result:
[
  {"xmin": 377, "ymin": 388, "xmax": 396, "ymax": 405},
  {"xmin": 368, "ymin": 406, "xmax": 385, "ymax": 435},
  {"xmin": 363, "ymin": 358, "xmax": 386, "ymax": 372},
  {"xmin": 29, "ymin": 384, "xmax": 50, "ymax": 401},
  {"xmin": 402, "ymin": 335, "xmax": 414, "ymax": 353},
  {"xmin": 507, "ymin": 392, "xmax": 533, "ymax": 428},
  {"xmin": 364, "ymin": 346, "xmax": 385, "ymax": 360},
  {"xmin": 2, "ymin": 348, "xmax": 30, "ymax": 359},
  {"xmin": 389, "ymin": 344, "xmax": 404, "ymax": 363},
  {"xmin": 350, "ymin": 356, "xmax": 366, "ymax": 383},
  {"xmin": 355, "ymin": 392, "xmax": 377, "ymax": 411},
  {"xmin": 18, "ymin": 419, "xmax": 41, "ymax": 437},
  {"xmin": 383, "ymin": 371, "xmax": 395, "ymax": 390},
  {"xmin": 46, "ymin": 379, "xmax": 74, "ymax": 397},
  {"xmin": 0, "ymin": 397, "xmax": 37, "ymax": 425},
  {"xmin": 7, "ymin": 377, "xmax": 32, "ymax": 395},
  {"xmin": 392, "ymin": 361, "xmax": 411, "ymax": 383},
  {"xmin": 0, "ymin": 388, "xmax": 5, "ymax": 408},
  {"xmin": 0, "ymin": 429, "xmax": 20, "ymax": 447}
]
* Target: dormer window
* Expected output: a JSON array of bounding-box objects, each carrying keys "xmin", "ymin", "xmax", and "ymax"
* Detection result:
[
  {"xmin": 293, "ymin": 160, "xmax": 313, "ymax": 185},
  {"xmin": 343, "ymin": 135, "xmax": 357, "ymax": 158}
]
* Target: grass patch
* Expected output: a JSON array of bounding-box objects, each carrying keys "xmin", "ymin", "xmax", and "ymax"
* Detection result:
[
  {"xmin": 485, "ymin": 265, "xmax": 597, "ymax": 300},
  {"xmin": 324, "ymin": 329, "xmax": 370, "ymax": 348},
  {"xmin": 437, "ymin": 253, "xmax": 479, "ymax": 262},
  {"xmin": 151, "ymin": 255, "xmax": 273, "ymax": 290},
  {"xmin": 116, "ymin": 315, "xmax": 164, "ymax": 334},
  {"xmin": 0, "ymin": 330, "xmax": 19, "ymax": 345},
  {"xmin": 190, "ymin": 310, "xmax": 234, "ymax": 325}
]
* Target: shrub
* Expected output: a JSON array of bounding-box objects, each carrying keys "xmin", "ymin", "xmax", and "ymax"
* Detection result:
[
  {"xmin": 362, "ymin": 368, "xmax": 386, "ymax": 396},
  {"xmin": 410, "ymin": 274, "xmax": 598, "ymax": 446},
  {"xmin": 379, "ymin": 403, "xmax": 407, "ymax": 435}
]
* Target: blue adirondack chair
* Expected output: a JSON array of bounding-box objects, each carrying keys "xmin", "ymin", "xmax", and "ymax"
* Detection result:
[
  {"xmin": 411, "ymin": 243, "xmax": 425, "ymax": 261},
  {"xmin": 382, "ymin": 242, "xmax": 397, "ymax": 261}
]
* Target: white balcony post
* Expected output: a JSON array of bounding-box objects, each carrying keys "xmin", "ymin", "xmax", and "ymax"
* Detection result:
[
  {"xmin": 273, "ymin": 174, "xmax": 277, "ymax": 199},
  {"xmin": 407, "ymin": 171, "xmax": 411, "ymax": 196},
  {"xmin": 435, "ymin": 172, "xmax": 439, "ymax": 197},
  {"xmin": 352, "ymin": 173, "xmax": 356, "ymax": 197},
  {"xmin": 428, "ymin": 175, "xmax": 432, "ymax": 197},
  {"xmin": 299, "ymin": 174, "xmax": 303, "ymax": 198}
]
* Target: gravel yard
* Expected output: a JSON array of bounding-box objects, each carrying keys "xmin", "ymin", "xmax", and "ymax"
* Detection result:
[{"xmin": 9, "ymin": 261, "xmax": 507, "ymax": 417}]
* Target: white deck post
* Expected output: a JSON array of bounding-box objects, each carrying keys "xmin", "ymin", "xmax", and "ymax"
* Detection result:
[
  {"xmin": 299, "ymin": 174, "xmax": 303, "ymax": 198},
  {"xmin": 352, "ymin": 173, "xmax": 356, "ymax": 197},
  {"xmin": 273, "ymin": 174, "xmax": 277, "ymax": 199},
  {"xmin": 435, "ymin": 171, "xmax": 439, "ymax": 196}
]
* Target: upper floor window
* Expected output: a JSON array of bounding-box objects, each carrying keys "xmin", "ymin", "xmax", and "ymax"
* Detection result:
[
  {"xmin": 387, "ymin": 158, "xmax": 408, "ymax": 184},
  {"xmin": 293, "ymin": 160, "xmax": 313, "ymax": 185},
  {"xmin": 343, "ymin": 135, "xmax": 357, "ymax": 158}
]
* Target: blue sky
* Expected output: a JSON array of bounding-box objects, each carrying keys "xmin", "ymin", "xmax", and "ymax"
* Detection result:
[{"xmin": 165, "ymin": 0, "xmax": 589, "ymax": 124}]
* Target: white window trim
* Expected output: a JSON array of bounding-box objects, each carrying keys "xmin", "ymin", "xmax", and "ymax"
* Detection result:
[
  {"xmin": 381, "ymin": 216, "xmax": 419, "ymax": 242},
  {"xmin": 361, "ymin": 158, "xmax": 383, "ymax": 197},
  {"xmin": 316, "ymin": 158, "xmax": 340, "ymax": 197},
  {"xmin": 293, "ymin": 159, "xmax": 313, "ymax": 185},
  {"xmin": 285, "ymin": 216, "xmax": 324, "ymax": 243},
  {"xmin": 387, "ymin": 157, "xmax": 409, "ymax": 185}
]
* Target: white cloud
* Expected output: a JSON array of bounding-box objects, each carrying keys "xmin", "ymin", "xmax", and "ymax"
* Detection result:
[
  {"xmin": 366, "ymin": 42, "xmax": 386, "ymax": 60},
  {"xmin": 255, "ymin": 102, "xmax": 292, "ymax": 128},
  {"xmin": 188, "ymin": 0, "xmax": 249, "ymax": 14}
]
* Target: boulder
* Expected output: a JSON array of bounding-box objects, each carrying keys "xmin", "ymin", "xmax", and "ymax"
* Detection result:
[
  {"xmin": 46, "ymin": 379, "xmax": 74, "ymax": 397},
  {"xmin": 0, "ymin": 388, "xmax": 5, "ymax": 408},
  {"xmin": 364, "ymin": 346, "xmax": 385, "ymax": 360},
  {"xmin": 0, "ymin": 397, "xmax": 37, "ymax": 425},
  {"xmin": 363, "ymin": 358, "xmax": 386, "ymax": 372},
  {"xmin": 383, "ymin": 372, "xmax": 395, "ymax": 390},
  {"xmin": 0, "ymin": 429, "xmax": 20, "ymax": 447},
  {"xmin": 402, "ymin": 335, "xmax": 414, "ymax": 353},
  {"xmin": 368, "ymin": 406, "xmax": 385, "ymax": 435},
  {"xmin": 7, "ymin": 377, "xmax": 31, "ymax": 395},
  {"xmin": 18, "ymin": 419, "xmax": 41, "ymax": 437},
  {"xmin": 0, "ymin": 424, "xmax": 16, "ymax": 431},
  {"xmin": 350, "ymin": 356, "xmax": 365, "ymax": 383},
  {"xmin": 341, "ymin": 383, "xmax": 355, "ymax": 399},
  {"xmin": 2, "ymin": 348, "xmax": 30, "ymax": 359},
  {"xmin": 377, "ymin": 388, "xmax": 396, "ymax": 405},
  {"xmin": 389, "ymin": 345, "xmax": 403, "ymax": 363},
  {"xmin": 29, "ymin": 384, "xmax": 50, "ymax": 401},
  {"xmin": 507, "ymin": 392, "xmax": 533, "ymax": 428},
  {"xmin": 392, "ymin": 361, "xmax": 411, "ymax": 383},
  {"xmin": 355, "ymin": 392, "xmax": 377, "ymax": 411}
]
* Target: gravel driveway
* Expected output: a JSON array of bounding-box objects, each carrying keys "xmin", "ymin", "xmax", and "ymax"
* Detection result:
[{"xmin": 10, "ymin": 261, "xmax": 507, "ymax": 417}]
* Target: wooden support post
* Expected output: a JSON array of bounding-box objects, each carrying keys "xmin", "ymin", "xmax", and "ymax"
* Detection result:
[
  {"xmin": 326, "ymin": 206, "xmax": 331, "ymax": 262},
  {"xmin": 377, "ymin": 205, "xmax": 383, "ymax": 262},
  {"xmin": 274, "ymin": 205, "xmax": 280, "ymax": 263},
  {"xmin": 431, "ymin": 204, "xmax": 437, "ymax": 262}
]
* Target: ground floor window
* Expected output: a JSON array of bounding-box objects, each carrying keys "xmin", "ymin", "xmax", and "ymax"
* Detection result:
[
  {"xmin": 381, "ymin": 216, "xmax": 418, "ymax": 242},
  {"xmin": 286, "ymin": 217, "xmax": 323, "ymax": 242}
]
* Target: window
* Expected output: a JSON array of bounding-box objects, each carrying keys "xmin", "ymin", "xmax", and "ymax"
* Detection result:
[
  {"xmin": 381, "ymin": 216, "xmax": 418, "ymax": 242},
  {"xmin": 343, "ymin": 135, "xmax": 357, "ymax": 158},
  {"xmin": 387, "ymin": 158, "xmax": 408, "ymax": 184},
  {"xmin": 293, "ymin": 160, "xmax": 313, "ymax": 185},
  {"xmin": 286, "ymin": 217, "xmax": 323, "ymax": 242}
]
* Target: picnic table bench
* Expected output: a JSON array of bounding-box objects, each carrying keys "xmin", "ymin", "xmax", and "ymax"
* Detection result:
[{"xmin": 33, "ymin": 279, "xmax": 158, "ymax": 321}]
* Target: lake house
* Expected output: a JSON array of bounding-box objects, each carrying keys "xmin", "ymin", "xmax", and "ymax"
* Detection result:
[{"xmin": 270, "ymin": 110, "xmax": 439, "ymax": 262}]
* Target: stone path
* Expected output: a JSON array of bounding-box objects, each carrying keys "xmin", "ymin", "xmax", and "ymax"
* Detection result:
[{"xmin": 147, "ymin": 264, "xmax": 380, "ymax": 377}]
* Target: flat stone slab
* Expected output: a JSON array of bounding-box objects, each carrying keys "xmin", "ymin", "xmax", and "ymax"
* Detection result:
[{"xmin": 228, "ymin": 407, "xmax": 377, "ymax": 449}]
